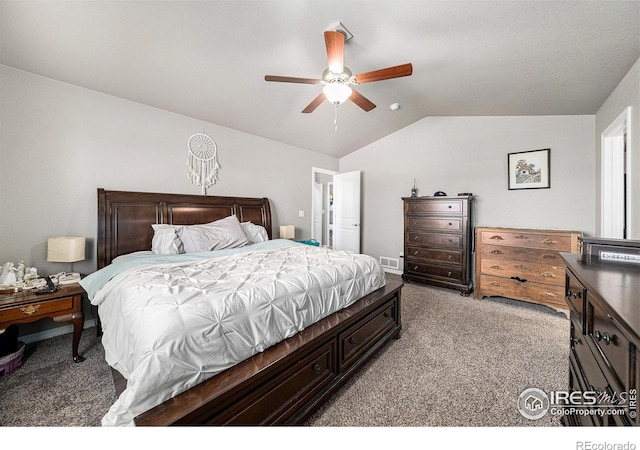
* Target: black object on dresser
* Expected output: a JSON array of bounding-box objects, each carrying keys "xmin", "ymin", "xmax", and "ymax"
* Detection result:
[
  {"xmin": 561, "ymin": 237, "xmax": 640, "ymax": 426},
  {"xmin": 402, "ymin": 195, "xmax": 473, "ymax": 295}
]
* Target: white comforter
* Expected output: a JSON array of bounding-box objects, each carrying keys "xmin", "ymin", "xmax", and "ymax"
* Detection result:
[{"xmin": 83, "ymin": 241, "xmax": 385, "ymax": 426}]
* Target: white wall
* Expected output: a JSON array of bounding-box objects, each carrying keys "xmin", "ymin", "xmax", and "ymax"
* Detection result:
[
  {"xmin": 0, "ymin": 66, "xmax": 338, "ymax": 333},
  {"xmin": 595, "ymin": 57, "xmax": 640, "ymax": 239},
  {"xmin": 339, "ymin": 115, "xmax": 596, "ymax": 263}
]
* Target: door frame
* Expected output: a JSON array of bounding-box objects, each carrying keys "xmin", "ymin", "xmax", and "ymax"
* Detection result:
[
  {"xmin": 311, "ymin": 167, "xmax": 338, "ymax": 246},
  {"xmin": 601, "ymin": 107, "xmax": 630, "ymax": 238}
]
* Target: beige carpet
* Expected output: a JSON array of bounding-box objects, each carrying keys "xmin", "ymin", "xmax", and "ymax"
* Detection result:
[{"xmin": 307, "ymin": 275, "xmax": 569, "ymax": 426}]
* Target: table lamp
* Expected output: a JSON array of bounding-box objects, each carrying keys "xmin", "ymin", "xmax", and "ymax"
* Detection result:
[
  {"xmin": 47, "ymin": 237, "xmax": 85, "ymax": 273},
  {"xmin": 279, "ymin": 225, "xmax": 295, "ymax": 240}
]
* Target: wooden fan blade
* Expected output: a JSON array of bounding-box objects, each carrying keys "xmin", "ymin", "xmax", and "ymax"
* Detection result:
[
  {"xmin": 354, "ymin": 63, "xmax": 413, "ymax": 84},
  {"xmin": 350, "ymin": 89, "xmax": 376, "ymax": 112},
  {"xmin": 302, "ymin": 92, "xmax": 326, "ymax": 113},
  {"xmin": 324, "ymin": 31, "xmax": 345, "ymax": 74},
  {"xmin": 265, "ymin": 75, "xmax": 320, "ymax": 84}
]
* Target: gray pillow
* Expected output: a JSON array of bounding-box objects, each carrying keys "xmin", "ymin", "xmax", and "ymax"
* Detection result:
[
  {"xmin": 177, "ymin": 215, "xmax": 249, "ymax": 253},
  {"xmin": 241, "ymin": 222, "xmax": 269, "ymax": 243},
  {"xmin": 151, "ymin": 224, "xmax": 184, "ymax": 254}
]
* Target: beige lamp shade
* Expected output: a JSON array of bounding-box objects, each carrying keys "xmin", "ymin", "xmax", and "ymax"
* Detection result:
[
  {"xmin": 47, "ymin": 237, "xmax": 86, "ymax": 263},
  {"xmin": 279, "ymin": 225, "xmax": 295, "ymax": 239}
]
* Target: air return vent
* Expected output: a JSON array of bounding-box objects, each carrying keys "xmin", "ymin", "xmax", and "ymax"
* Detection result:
[{"xmin": 379, "ymin": 256, "xmax": 400, "ymax": 270}]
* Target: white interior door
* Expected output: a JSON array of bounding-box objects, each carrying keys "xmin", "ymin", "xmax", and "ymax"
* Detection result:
[
  {"xmin": 333, "ymin": 170, "xmax": 361, "ymax": 253},
  {"xmin": 312, "ymin": 182, "xmax": 323, "ymax": 244}
]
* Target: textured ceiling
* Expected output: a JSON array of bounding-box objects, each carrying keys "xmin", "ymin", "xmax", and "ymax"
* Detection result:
[{"xmin": 1, "ymin": 1, "xmax": 639, "ymax": 158}]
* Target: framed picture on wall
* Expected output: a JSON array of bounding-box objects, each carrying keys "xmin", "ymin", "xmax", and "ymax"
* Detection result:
[{"xmin": 508, "ymin": 148, "xmax": 550, "ymax": 190}]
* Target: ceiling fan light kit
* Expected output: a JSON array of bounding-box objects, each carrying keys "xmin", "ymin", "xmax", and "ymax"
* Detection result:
[
  {"xmin": 264, "ymin": 23, "xmax": 413, "ymax": 120},
  {"xmin": 323, "ymin": 82, "xmax": 352, "ymax": 105}
]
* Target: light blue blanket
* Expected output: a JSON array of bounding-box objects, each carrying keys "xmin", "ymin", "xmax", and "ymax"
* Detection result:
[{"xmin": 80, "ymin": 239, "xmax": 299, "ymax": 302}]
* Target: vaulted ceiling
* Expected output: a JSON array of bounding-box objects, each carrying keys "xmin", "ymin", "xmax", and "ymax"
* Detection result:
[{"xmin": 1, "ymin": 1, "xmax": 638, "ymax": 158}]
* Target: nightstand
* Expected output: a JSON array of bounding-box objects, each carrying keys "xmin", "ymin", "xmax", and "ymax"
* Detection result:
[{"xmin": 0, "ymin": 283, "xmax": 86, "ymax": 362}]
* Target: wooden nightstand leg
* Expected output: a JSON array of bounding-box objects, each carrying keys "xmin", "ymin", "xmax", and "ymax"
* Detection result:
[{"xmin": 71, "ymin": 311, "xmax": 85, "ymax": 363}]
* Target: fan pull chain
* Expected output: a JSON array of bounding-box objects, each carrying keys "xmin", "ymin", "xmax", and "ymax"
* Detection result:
[{"xmin": 334, "ymin": 104, "xmax": 339, "ymax": 132}]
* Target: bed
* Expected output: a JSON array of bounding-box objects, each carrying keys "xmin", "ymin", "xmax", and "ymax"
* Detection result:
[{"xmin": 86, "ymin": 188, "xmax": 403, "ymax": 426}]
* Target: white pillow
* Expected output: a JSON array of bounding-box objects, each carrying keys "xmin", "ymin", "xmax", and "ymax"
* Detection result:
[
  {"xmin": 241, "ymin": 222, "xmax": 269, "ymax": 243},
  {"xmin": 177, "ymin": 215, "xmax": 249, "ymax": 253},
  {"xmin": 151, "ymin": 224, "xmax": 184, "ymax": 254}
]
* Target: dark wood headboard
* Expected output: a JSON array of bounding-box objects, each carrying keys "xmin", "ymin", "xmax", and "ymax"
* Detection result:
[{"xmin": 97, "ymin": 189, "xmax": 272, "ymax": 269}]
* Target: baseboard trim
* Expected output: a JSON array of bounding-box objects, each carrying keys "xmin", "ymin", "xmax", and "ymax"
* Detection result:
[
  {"xmin": 20, "ymin": 319, "xmax": 97, "ymax": 344},
  {"xmin": 383, "ymin": 268, "xmax": 403, "ymax": 276}
]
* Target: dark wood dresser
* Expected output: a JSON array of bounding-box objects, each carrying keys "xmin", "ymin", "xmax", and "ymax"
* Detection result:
[
  {"xmin": 475, "ymin": 227, "xmax": 582, "ymax": 313},
  {"xmin": 561, "ymin": 238, "xmax": 640, "ymax": 426},
  {"xmin": 402, "ymin": 195, "xmax": 473, "ymax": 295}
]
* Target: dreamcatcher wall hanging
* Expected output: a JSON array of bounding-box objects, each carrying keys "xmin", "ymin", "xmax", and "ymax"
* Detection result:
[{"xmin": 187, "ymin": 132, "xmax": 220, "ymax": 194}]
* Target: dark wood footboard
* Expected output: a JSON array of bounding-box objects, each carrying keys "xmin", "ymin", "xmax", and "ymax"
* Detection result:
[{"xmin": 135, "ymin": 281, "xmax": 403, "ymax": 426}]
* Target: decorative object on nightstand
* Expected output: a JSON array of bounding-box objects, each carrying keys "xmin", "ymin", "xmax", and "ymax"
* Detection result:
[
  {"xmin": 0, "ymin": 262, "xmax": 17, "ymax": 285},
  {"xmin": 280, "ymin": 225, "xmax": 295, "ymax": 239},
  {"xmin": 411, "ymin": 179, "xmax": 418, "ymax": 197}
]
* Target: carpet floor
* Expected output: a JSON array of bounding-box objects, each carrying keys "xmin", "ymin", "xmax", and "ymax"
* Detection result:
[{"xmin": 0, "ymin": 275, "xmax": 570, "ymax": 427}]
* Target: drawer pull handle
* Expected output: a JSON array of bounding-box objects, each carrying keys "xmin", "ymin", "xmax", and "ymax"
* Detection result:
[
  {"xmin": 312, "ymin": 363, "xmax": 322, "ymax": 375},
  {"xmin": 383, "ymin": 312, "xmax": 390, "ymax": 318},
  {"xmin": 448, "ymin": 205, "xmax": 452, "ymax": 209},
  {"xmin": 489, "ymin": 235, "xmax": 504, "ymax": 241},
  {"xmin": 414, "ymin": 265, "xmax": 419, "ymax": 271},
  {"xmin": 510, "ymin": 276, "xmax": 527, "ymax": 283},
  {"xmin": 20, "ymin": 304, "xmax": 41, "ymax": 315},
  {"xmin": 515, "ymin": 235, "xmax": 530, "ymax": 240},
  {"xmin": 414, "ymin": 236, "xmax": 419, "ymax": 240},
  {"xmin": 571, "ymin": 337, "xmax": 581, "ymax": 346},
  {"xmin": 542, "ymin": 239, "xmax": 559, "ymax": 245},
  {"xmin": 594, "ymin": 330, "xmax": 612, "ymax": 345},
  {"xmin": 541, "ymin": 272, "xmax": 556, "ymax": 278},
  {"xmin": 414, "ymin": 251, "xmax": 419, "ymax": 255},
  {"xmin": 567, "ymin": 290, "xmax": 582, "ymax": 299},
  {"xmin": 447, "ymin": 271, "xmax": 452, "ymax": 277},
  {"xmin": 543, "ymin": 292, "xmax": 557, "ymax": 297},
  {"xmin": 490, "ymin": 265, "xmax": 504, "ymax": 270},
  {"xmin": 447, "ymin": 254, "xmax": 453, "ymax": 260},
  {"xmin": 542, "ymin": 254, "xmax": 557, "ymax": 260},
  {"xmin": 515, "ymin": 264, "xmax": 528, "ymax": 270},
  {"xmin": 448, "ymin": 222, "xmax": 453, "ymax": 226},
  {"xmin": 349, "ymin": 337, "xmax": 358, "ymax": 346},
  {"xmin": 489, "ymin": 250, "xmax": 503, "ymax": 254},
  {"xmin": 489, "ymin": 282, "xmax": 501, "ymax": 287}
]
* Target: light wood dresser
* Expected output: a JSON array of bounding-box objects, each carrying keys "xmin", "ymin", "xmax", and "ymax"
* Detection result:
[
  {"xmin": 402, "ymin": 195, "xmax": 473, "ymax": 295},
  {"xmin": 474, "ymin": 227, "xmax": 582, "ymax": 312}
]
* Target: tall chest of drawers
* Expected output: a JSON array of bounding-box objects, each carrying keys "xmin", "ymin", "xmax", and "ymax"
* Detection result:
[
  {"xmin": 402, "ymin": 196, "xmax": 473, "ymax": 295},
  {"xmin": 474, "ymin": 227, "xmax": 582, "ymax": 312}
]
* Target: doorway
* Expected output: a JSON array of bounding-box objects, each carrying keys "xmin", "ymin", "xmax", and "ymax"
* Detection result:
[
  {"xmin": 311, "ymin": 168, "xmax": 361, "ymax": 252},
  {"xmin": 311, "ymin": 167, "xmax": 338, "ymax": 247},
  {"xmin": 601, "ymin": 107, "xmax": 630, "ymax": 239}
]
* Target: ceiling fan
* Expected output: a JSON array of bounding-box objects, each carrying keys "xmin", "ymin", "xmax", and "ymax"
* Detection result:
[{"xmin": 265, "ymin": 29, "xmax": 413, "ymax": 114}]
